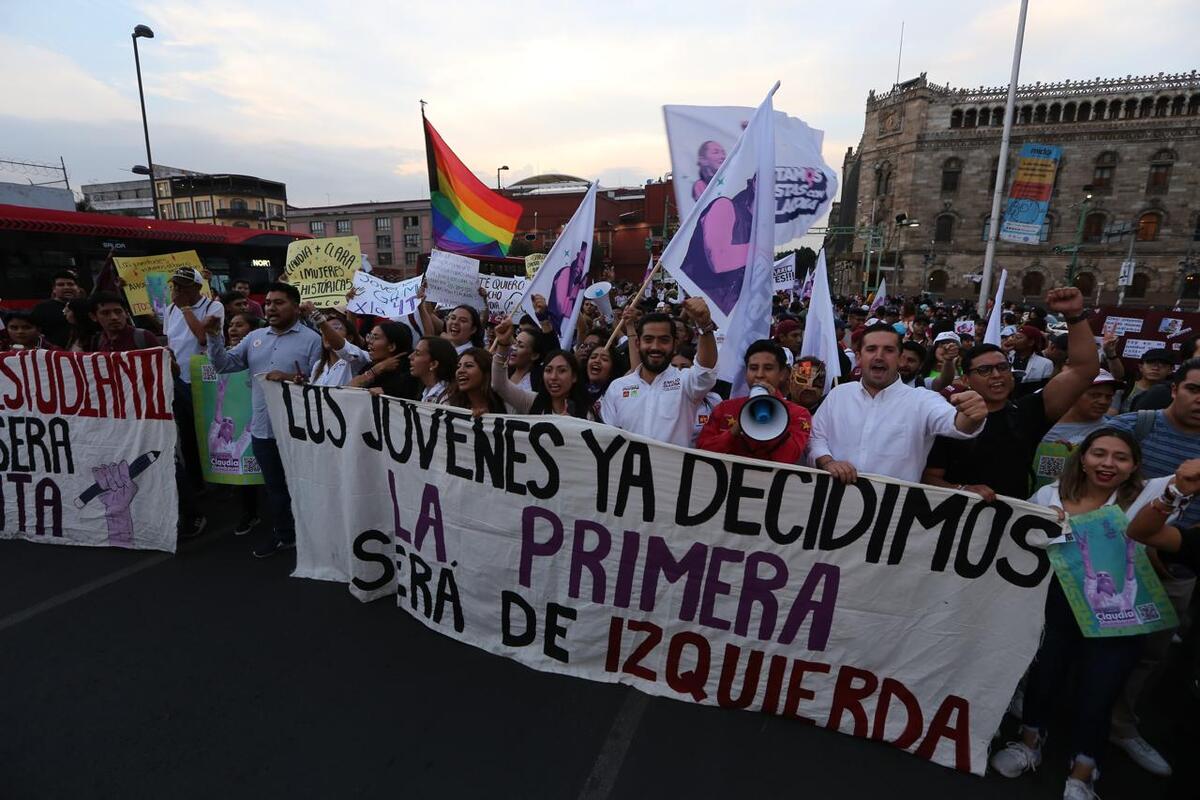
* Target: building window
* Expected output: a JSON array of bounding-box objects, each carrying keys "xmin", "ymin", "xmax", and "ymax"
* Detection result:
[
  {"xmin": 404, "ymin": 215, "xmax": 419, "ymax": 228},
  {"xmin": 336, "ymin": 219, "xmax": 352, "ymax": 234},
  {"xmin": 1039, "ymin": 216, "xmax": 1052, "ymax": 242},
  {"xmin": 1092, "ymin": 152, "xmax": 1117, "ymax": 194},
  {"xmin": 231, "ymin": 198, "xmax": 248, "ymax": 211},
  {"xmin": 376, "ymin": 235, "xmax": 392, "ymax": 250},
  {"xmin": 1075, "ymin": 272, "xmax": 1096, "ymax": 297},
  {"xmin": 160, "ymin": 204, "xmax": 173, "ymax": 219},
  {"xmin": 309, "ymin": 221, "xmax": 325, "ymax": 236},
  {"xmin": 927, "ymin": 269, "xmax": 948, "ymax": 293},
  {"xmin": 981, "ymin": 218, "xmax": 992, "ymax": 242},
  {"xmin": 1022, "ymin": 271, "xmax": 1045, "ymax": 297},
  {"xmin": 404, "ymin": 252, "xmax": 419, "ymax": 266},
  {"xmin": 403, "ymin": 233, "xmax": 420, "ymax": 248},
  {"xmin": 1137, "ymin": 212, "xmax": 1162, "ymax": 242},
  {"xmin": 175, "ymin": 201, "xmax": 192, "ymax": 219},
  {"xmin": 268, "ymin": 203, "xmax": 284, "ymax": 218},
  {"xmin": 375, "ymin": 217, "xmax": 391, "ymax": 231},
  {"xmin": 874, "ymin": 162, "xmax": 892, "ymax": 196},
  {"xmin": 155, "ymin": 181, "xmax": 171, "ymax": 199},
  {"xmin": 1146, "ymin": 149, "xmax": 1175, "ymax": 195},
  {"xmin": 1183, "ymin": 273, "xmax": 1200, "ymax": 300},
  {"xmin": 988, "ymin": 158, "xmax": 1001, "ymax": 192},
  {"xmin": 941, "ymin": 158, "xmax": 962, "ymax": 193},
  {"xmin": 253, "ymin": 199, "xmax": 263, "ymax": 211},
  {"xmin": 1082, "ymin": 212, "xmax": 1106, "ymax": 243},
  {"xmin": 934, "ymin": 214, "xmax": 955, "ymax": 243},
  {"xmin": 194, "ymin": 200, "xmax": 212, "ymax": 217},
  {"xmin": 376, "ymin": 252, "xmax": 393, "ymax": 266},
  {"xmin": 950, "ymin": 110, "xmax": 963, "ymax": 128},
  {"xmin": 1127, "ymin": 272, "xmax": 1149, "ymax": 299}
]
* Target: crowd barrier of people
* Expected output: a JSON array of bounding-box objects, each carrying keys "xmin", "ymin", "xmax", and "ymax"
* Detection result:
[{"xmin": 4, "ymin": 265, "xmax": 1199, "ymax": 799}]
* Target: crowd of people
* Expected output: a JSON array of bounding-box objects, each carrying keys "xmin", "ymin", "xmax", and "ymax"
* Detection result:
[{"xmin": 3, "ymin": 265, "xmax": 1199, "ymax": 798}]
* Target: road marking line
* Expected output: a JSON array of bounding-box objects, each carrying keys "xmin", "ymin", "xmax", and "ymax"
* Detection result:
[
  {"xmin": 578, "ymin": 688, "xmax": 650, "ymax": 800},
  {"xmin": 0, "ymin": 553, "xmax": 170, "ymax": 634}
]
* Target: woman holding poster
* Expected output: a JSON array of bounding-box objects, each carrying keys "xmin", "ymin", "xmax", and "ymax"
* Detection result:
[{"xmin": 993, "ymin": 428, "xmax": 1161, "ymax": 799}]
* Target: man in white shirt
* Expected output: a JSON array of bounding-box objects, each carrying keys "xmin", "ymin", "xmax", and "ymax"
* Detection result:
[
  {"xmin": 808, "ymin": 324, "xmax": 989, "ymax": 484},
  {"xmin": 600, "ymin": 297, "xmax": 718, "ymax": 448},
  {"xmin": 163, "ymin": 266, "xmax": 223, "ymax": 539}
]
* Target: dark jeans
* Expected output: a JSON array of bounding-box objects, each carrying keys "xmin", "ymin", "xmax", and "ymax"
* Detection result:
[
  {"xmin": 251, "ymin": 437, "xmax": 294, "ymax": 543},
  {"xmin": 237, "ymin": 485, "xmax": 259, "ymax": 520},
  {"xmin": 1022, "ymin": 581, "xmax": 1145, "ymax": 766},
  {"xmin": 173, "ymin": 377, "xmax": 205, "ymax": 491}
]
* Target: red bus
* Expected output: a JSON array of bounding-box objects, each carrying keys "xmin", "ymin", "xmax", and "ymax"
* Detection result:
[{"xmin": 0, "ymin": 203, "xmax": 310, "ymax": 307}]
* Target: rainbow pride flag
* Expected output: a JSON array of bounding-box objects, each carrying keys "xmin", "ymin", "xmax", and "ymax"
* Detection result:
[{"xmin": 424, "ymin": 117, "xmax": 523, "ymax": 257}]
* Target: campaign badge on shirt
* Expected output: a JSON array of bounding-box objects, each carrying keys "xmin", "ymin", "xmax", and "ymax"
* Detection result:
[
  {"xmin": 253, "ymin": 338, "xmax": 263, "ymax": 348},
  {"xmin": 660, "ymin": 377, "xmax": 681, "ymax": 391},
  {"xmin": 622, "ymin": 385, "xmax": 639, "ymax": 399}
]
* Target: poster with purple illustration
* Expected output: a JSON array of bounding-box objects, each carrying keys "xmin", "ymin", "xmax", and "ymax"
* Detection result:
[
  {"xmin": 1048, "ymin": 505, "xmax": 1177, "ymax": 637},
  {"xmin": 664, "ymin": 105, "xmax": 837, "ymax": 246},
  {"xmin": 0, "ymin": 348, "xmax": 179, "ymax": 552}
]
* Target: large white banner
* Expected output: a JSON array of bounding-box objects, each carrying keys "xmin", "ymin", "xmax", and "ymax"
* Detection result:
[
  {"xmin": 664, "ymin": 105, "xmax": 837, "ymax": 246},
  {"xmin": 267, "ymin": 384, "xmax": 1058, "ymax": 775},
  {"xmin": 0, "ymin": 348, "xmax": 178, "ymax": 552}
]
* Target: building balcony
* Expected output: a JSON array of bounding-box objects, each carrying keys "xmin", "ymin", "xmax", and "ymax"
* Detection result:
[{"xmin": 217, "ymin": 206, "xmax": 265, "ymax": 220}]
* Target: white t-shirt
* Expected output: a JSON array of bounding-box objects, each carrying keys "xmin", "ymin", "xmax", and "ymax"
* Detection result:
[
  {"xmin": 599, "ymin": 362, "xmax": 719, "ymax": 448},
  {"xmin": 165, "ymin": 297, "xmax": 224, "ymax": 384}
]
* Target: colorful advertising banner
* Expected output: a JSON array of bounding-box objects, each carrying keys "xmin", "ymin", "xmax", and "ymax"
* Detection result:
[
  {"xmin": 113, "ymin": 250, "xmax": 210, "ymax": 317},
  {"xmin": 285, "ymin": 235, "xmax": 361, "ymax": 306},
  {"xmin": 0, "ymin": 348, "xmax": 178, "ymax": 552},
  {"xmin": 998, "ymin": 144, "xmax": 1061, "ymax": 245},
  {"xmin": 189, "ymin": 356, "xmax": 262, "ymax": 486},
  {"xmin": 1048, "ymin": 506, "xmax": 1178, "ymax": 637},
  {"xmin": 265, "ymin": 384, "xmax": 1061, "ymax": 775}
]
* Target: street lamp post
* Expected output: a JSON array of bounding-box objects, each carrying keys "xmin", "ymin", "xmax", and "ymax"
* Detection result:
[
  {"xmin": 131, "ymin": 24, "xmax": 158, "ymax": 219},
  {"xmin": 496, "ymin": 165, "xmax": 509, "ymax": 190},
  {"xmin": 888, "ymin": 214, "xmax": 920, "ymax": 290}
]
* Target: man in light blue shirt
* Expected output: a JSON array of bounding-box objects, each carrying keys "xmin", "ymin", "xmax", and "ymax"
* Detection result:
[{"xmin": 205, "ymin": 282, "xmax": 322, "ymax": 558}]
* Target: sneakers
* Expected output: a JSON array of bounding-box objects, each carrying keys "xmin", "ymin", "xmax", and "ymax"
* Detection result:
[
  {"xmin": 233, "ymin": 516, "xmax": 261, "ymax": 537},
  {"xmin": 991, "ymin": 737, "xmax": 1042, "ymax": 778},
  {"xmin": 1062, "ymin": 776, "xmax": 1096, "ymax": 800},
  {"xmin": 179, "ymin": 516, "xmax": 208, "ymax": 540},
  {"xmin": 1109, "ymin": 734, "xmax": 1172, "ymax": 776},
  {"xmin": 252, "ymin": 537, "xmax": 295, "ymax": 559}
]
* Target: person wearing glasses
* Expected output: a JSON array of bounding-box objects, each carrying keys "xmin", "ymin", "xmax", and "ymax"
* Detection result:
[{"xmin": 922, "ymin": 287, "xmax": 1099, "ymax": 502}]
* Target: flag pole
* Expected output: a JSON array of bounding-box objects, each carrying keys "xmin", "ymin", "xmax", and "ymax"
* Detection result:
[
  {"xmin": 977, "ymin": 0, "xmax": 1028, "ymax": 317},
  {"xmin": 604, "ymin": 259, "xmax": 661, "ymax": 350}
]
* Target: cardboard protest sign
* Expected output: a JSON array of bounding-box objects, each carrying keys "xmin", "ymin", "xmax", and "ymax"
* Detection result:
[
  {"xmin": 348, "ymin": 272, "xmax": 423, "ymax": 319},
  {"xmin": 1048, "ymin": 506, "xmax": 1178, "ymax": 637},
  {"xmin": 114, "ymin": 250, "xmax": 211, "ymax": 317},
  {"xmin": 425, "ymin": 249, "xmax": 482, "ymax": 308},
  {"xmin": 285, "ymin": 236, "xmax": 361, "ymax": 306},
  {"xmin": 479, "ymin": 274, "xmax": 529, "ymax": 317},
  {"xmin": 524, "ymin": 253, "xmax": 546, "ymax": 279},
  {"xmin": 0, "ymin": 348, "xmax": 178, "ymax": 552},
  {"xmin": 190, "ymin": 356, "xmax": 262, "ymax": 486},
  {"xmin": 266, "ymin": 385, "xmax": 1060, "ymax": 775}
]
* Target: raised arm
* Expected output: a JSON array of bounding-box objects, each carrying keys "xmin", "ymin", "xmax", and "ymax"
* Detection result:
[
  {"xmin": 204, "ymin": 316, "xmax": 248, "ymax": 373},
  {"xmin": 1041, "ymin": 287, "xmax": 1101, "ymax": 420},
  {"xmin": 489, "ymin": 319, "xmax": 536, "ymax": 413}
]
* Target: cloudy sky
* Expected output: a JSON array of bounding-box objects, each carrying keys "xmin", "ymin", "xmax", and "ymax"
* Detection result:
[{"xmin": 2, "ymin": 1, "xmax": 1196, "ymax": 209}]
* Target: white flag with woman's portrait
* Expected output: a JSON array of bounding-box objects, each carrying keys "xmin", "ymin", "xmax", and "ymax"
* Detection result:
[
  {"xmin": 664, "ymin": 105, "xmax": 837, "ymax": 246},
  {"xmin": 660, "ymin": 84, "xmax": 778, "ymax": 394},
  {"xmin": 519, "ymin": 181, "xmax": 597, "ymax": 350}
]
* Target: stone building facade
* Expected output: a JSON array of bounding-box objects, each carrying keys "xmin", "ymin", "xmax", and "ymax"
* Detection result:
[{"xmin": 831, "ymin": 72, "xmax": 1200, "ymax": 305}]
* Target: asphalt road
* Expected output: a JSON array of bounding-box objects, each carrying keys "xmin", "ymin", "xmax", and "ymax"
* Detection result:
[{"xmin": 1, "ymin": 486, "xmax": 1195, "ymax": 799}]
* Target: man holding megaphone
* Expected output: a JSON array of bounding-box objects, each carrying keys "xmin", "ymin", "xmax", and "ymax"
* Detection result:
[{"xmin": 697, "ymin": 340, "xmax": 812, "ymax": 464}]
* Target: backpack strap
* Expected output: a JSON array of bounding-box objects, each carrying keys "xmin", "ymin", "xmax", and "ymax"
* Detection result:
[{"xmin": 1134, "ymin": 409, "xmax": 1157, "ymax": 440}]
